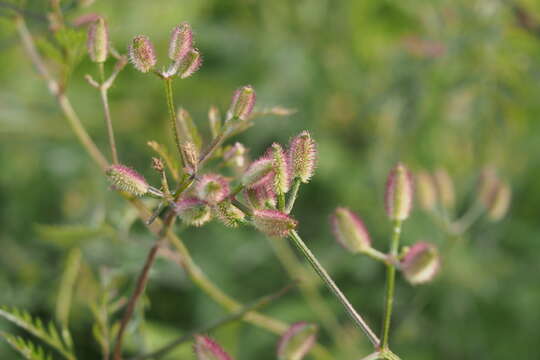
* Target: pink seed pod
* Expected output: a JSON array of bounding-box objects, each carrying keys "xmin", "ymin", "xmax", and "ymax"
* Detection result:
[
  {"xmin": 245, "ymin": 182, "xmax": 277, "ymax": 210},
  {"xmin": 277, "ymin": 322, "xmax": 318, "ymax": 360},
  {"xmin": 253, "ymin": 209, "xmax": 298, "ymax": 238},
  {"xmin": 214, "ymin": 201, "xmax": 245, "ymax": 228},
  {"xmin": 196, "ymin": 174, "xmax": 230, "ymax": 205},
  {"xmin": 194, "ymin": 335, "xmax": 233, "ymax": 360},
  {"xmin": 228, "ymin": 85, "xmax": 256, "ymax": 121},
  {"xmin": 106, "ymin": 164, "xmax": 149, "ymax": 196},
  {"xmin": 415, "ymin": 170, "xmax": 437, "ymax": 211},
  {"xmin": 128, "ymin": 35, "xmax": 157, "ymax": 73},
  {"xmin": 400, "ymin": 242, "xmax": 440, "ymax": 285},
  {"xmin": 73, "ymin": 13, "xmax": 100, "ymax": 27},
  {"xmin": 330, "ymin": 207, "xmax": 371, "ymax": 253},
  {"xmin": 288, "ymin": 131, "xmax": 317, "ymax": 183},
  {"xmin": 385, "ymin": 163, "xmax": 414, "ymax": 221},
  {"xmin": 433, "ymin": 168, "xmax": 455, "ymax": 210},
  {"xmin": 271, "ymin": 143, "xmax": 291, "ymax": 195},
  {"xmin": 87, "ymin": 17, "xmax": 108, "ymax": 63},
  {"xmin": 175, "ymin": 197, "xmax": 212, "ymax": 227},
  {"xmin": 178, "ymin": 48, "xmax": 202, "ymax": 79},
  {"xmin": 484, "ymin": 180, "xmax": 511, "ymax": 222},
  {"xmin": 242, "ymin": 157, "xmax": 274, "ymax": 188},
  {"xmin": 168, "ymin": 22, "xmax": 193, "ymax": 61}
]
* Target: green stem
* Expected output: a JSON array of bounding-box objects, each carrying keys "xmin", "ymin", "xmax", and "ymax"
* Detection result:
[
  {"xmin": 449, "ymin": 202, "xmax": 484, "ymax": 235},
  {"xmin": 361, "ymin": 247, "xmax": 389, "ymax": 264},
  {"xmin": 288, "ymin": 230, "xmax": 380, "ymax": 348},
  {"xmin": 380, "ymin": 220, "xmax": 402, "ymax": 350},
  {"xmin": 163, "ymin": 77, "xmax": 183, "ymax": 163},
  {"xmin": 285, "ymin": 178, "xmax": 301, "ymax": 214}
]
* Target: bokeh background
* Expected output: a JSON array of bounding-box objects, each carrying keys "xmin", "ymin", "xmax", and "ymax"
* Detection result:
[{"xmin": 1, "ymin": 0, "xmax": 539, "ymax": 359}]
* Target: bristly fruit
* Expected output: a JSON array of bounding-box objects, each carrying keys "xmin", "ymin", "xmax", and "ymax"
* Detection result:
[
  {"xmin": 87, "ymin": 17, "xmax": 108, "ymax": 63},
  {"xmin": 178, "ymin": 48, "xmax": 202, "ymax": 79},
  {"xmin": 168, "ymin": 22, "xmax": 193, "ymax": 61},
  {"xmin": 228, "ymin": 85, "xmax": 256, "ymax": 121},
  {"xmin": 330, "ymin": 207, "xmax": 371, "ymax": 253},
  {"xmin": 194, "ymin": 335, "xmax": 233, "ymax": 360},
  {"xmin": 277, "ymin": 322, "xmax": 318, "ymax": 360},
  {"xmin": 400, "ymin": 242, "xmax": 440, "ymax": 285},
  {"xmin": 288, "ymin": 131, "xmax": 317, "ymax": 183},
  {"xmin": 415, "ymin": 170, "xmax": 437, "ymax": 211},
  {"xmin": 106, "ymin": 164, "xmax": 149, "ymax": 196},
  {"xmin": 196, "ymin": 174, "xmax": 230, "ymax": 205},
  {"xmin": 271, "ymin": 143, "xmax": 291, "ymax": 195},
  {"xmin": 242, "ymin": 158, "xmax": 274, "ymax": 188},
  {"xmin": 175, "ymin": 197, "xmax": 211, "ymax": 227},
  {"xmin": 214, "ymin": 201, "xmax": 245, "ymax": 228},
  {"xmin": 252, "ymin": 209, "xmax": 298, "ymax": 238},
  {"xmin": 245, "ymin": 182, "xmax": 276, "ymax": 210},
  {"xmin": 128, "ymin": 35, "xmax": 157, "ymax": 73},
  {"xmin": 385, "ymin": 163, "xmax": 414, "ymax": 221}
]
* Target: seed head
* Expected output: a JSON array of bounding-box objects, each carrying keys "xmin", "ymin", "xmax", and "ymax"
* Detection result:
[
  {"xmin": 271, "ymin": 143, "xmax": 291, "ymax": 195},
  {"xmin": 400, "ymin": 242, "xmax": 440, "ymax": 285},
  {"xmin": 214, "ymin": 201, "xmax": 245, "ymax": 228},
  {"xmin": 175, "ymin": 197, "xmax": 211, "ymax": 227},
  {"xmin": 228, "ymin": 85, "xmax": 256, "ymax": 121},
  {"xmin": 330, "ymin": 207, "xmax": 371, "ymax": 253},
  {"xmin": 168, "ymin": 22, "xmax": 193, "ymax": 61},
  {"xmin": 87, "ymin": 17, "xmax": 108, "ymax": 63},
  {"xmin": 253, "ymin": 209, "xmax": 298, "ymax": 238},
  {"xmin": 128, "ymin": 35, "xmax": 157, "ymax": 73},
  {"xmin": 288, "ymin": 131, "xmax": 317, "ymax": 183},
  {"xmin": 277, "ymin": 322, "xmax": 318, "ymax": 360},
  {"xmin": 196, "ymin": 174, "xmax": 230, "ymax": 205},
  {"xmin": 178, "ymin": 48, "xmax": 202, "ymax": 79},
  {"xmin": 106, "ymin": 164, "xmax": 149, "ymax": 196},
  {"xmin": 385, "ymin": 163, "xmax": 414, "ymax": 221},
  {"xmin": 242, "ymin": 158, "xmax": 274, "ymax": 188},
  {"xmin": 415, "ymin": 171, "xmax": 437, "ymax": 211},
  {"xmin": 194, "ymin": 335, "xmax": 233, "ymax": 360}
]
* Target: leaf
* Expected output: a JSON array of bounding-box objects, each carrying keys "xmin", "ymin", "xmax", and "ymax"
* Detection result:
[
  {"xmin": 0, "ymin": 332, "xmax": 53, "ymax": 360},
  {"xmin": 34, "ymin": 223, "xmax": 115, "ymax": 247}
]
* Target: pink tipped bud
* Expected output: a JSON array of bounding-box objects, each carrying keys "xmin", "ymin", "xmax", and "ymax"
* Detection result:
[
  {"xmin": 277, "ymin": 322, "xmax": 318, "ymax": 360},
  {"xmin": 214, "ymin": 201, "xmax": 245, "ymax": 228},
  {"xmin": 271, "ymin": 143, "xmax": 291, "ymax": 194},
  {"xmin": 106, "ymin": 164, "xmax": 149, "ymax": 196},
  {"xmin": 415, "ymin": 171, "xmax": 437, "ymax": 211},
  {"xmin": 433, "ymin": 168, "xmax": 455, "ymax": 210},
  {"xmin": 242, "ymin": 158, "xmax": 274, "ymax": 188},
  {"xmin": 194, "ymin": 335, "xmax": 233, "ymax": 360},
  {"xmin": 196, "ymin": 174, "xmax": 230, "ymax": 205},
  {"xmin": 385, "ymin": 163, "xmax": 414, "ymax": 221},
  {"xmin": 253, "ymin": 209, "xmax": 297, "ymax": 238},
  {"xmin": 228, "ymin": 85, "xmax": 256, "ymax": 121},
  {"xmin": 175, "ymin": 197, "xmax": 212, "ymax": 227},
  {"xmin": 330, "ymin": 207, "xmax": 371, "ymax": 253},
  {"xmin": 289, "ymin": 131, "xmax": 317, "ymax": 183},
  {"xmin": 178, "ymin": 48, "xmax": 202, "ymax": 79},
  {"xmin": 245, "ymin": 182, "xmax": 276, "ymax": 210},
  {"xmin": 223, "ymin": 142, "xmax": 247, "ymax": 168},
  {"xmin": 87, "ymin": 17, "xmax": 108, "ymax": 63},
  {"xmin": 128, "ymin": 35, "xmax": 157, "ymax": 73},
  {"xmin": 168, "ymin": 22, "xmax": 193, "ymax": 61},
  {"xmin": 400, "ymin": 242, "xmax": 440, "ymax": 285},
  {"xmin": 484, "ymin": 181, "xmax": 511, "ymax": 222}
]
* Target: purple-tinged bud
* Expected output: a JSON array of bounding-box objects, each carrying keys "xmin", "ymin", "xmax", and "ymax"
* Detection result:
[
  {"xmin": 178, "ymin": 48, "xmax": 202, "ymax": 79},
  {"xmin": 106, "ymin": 164, "xmax": 149, "ymax": 196},
  {"xmin": 400, "ymin": 242, "xmax": 440, "ymax": 285},
  {"xmin": 228, "ymin": 85, "xmax": 256, "ymax": 121},
  {"xmin": 242, "ymin": 158, "xmax": 274, "ymax": 188},
  {"xmin": 245, "ymin": 182, "xmax": 276, "ymax": 209},
  {"xmin": 485, "ymin": 181, "xmax": 511, "ymax": 222},
  {"xmin": 223, "ymin": 142, "xmax": 247, "ymax": 168},
  {"xmin": 168, "ymin": 23, "xmax": 193, "ymax": 61},
  {"xmin": 196, "ymin": 174, "xmax": 230, "ymax": 205},
  {"xmin": 433, "ymin": 168, "xmax": 455, "ymax": 210},
  {"xmin": 74, "ymin": 13, "xmax": 100, "ymax": 27},
  {"xmin": 194, "ymin": 335, "xmax": 233, "ymax": 360},
  {"xmin": 385, "ymin": 163, "xmax": 414, "ymax": 221},
  {"xmin": 87, "ymin": 17, "xmax": 108, "ymax": 63},
  {"xmin": 271, "ymin": 143, "xmax": 291, "ymax": 195},
  {"xmin": 253, "ymin": 209, "xmax": 297, "ymax": 238},
  {"xmin": 277, "ymin": 322, "xmax": 318, "ymax": 360},
  {"xmin": 415, "ymin": 171, "xmax": 437, "ymax": 211},
  {"xmin": 175, "ymin": 197, "xmax": 211, "ymax": 227},
  {"xmin": 288, "ymin": 131, "xmax": 317, "ymax": 183},
  {"xmin": 128, "ymin": 35, "xmax": 157, "ymax": 73},
  {"xmin": 214, "ymin": 201, "xmax": 245, "ymax": 228},
  {"xmin": 330, "ymin": 207, "xmax": 371, "ymax": 253}
]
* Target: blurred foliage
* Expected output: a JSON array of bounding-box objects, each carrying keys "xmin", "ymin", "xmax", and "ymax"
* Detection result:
[{"xmin": 1, "ymin": 0, "xmax": 539, "ymax": 359}]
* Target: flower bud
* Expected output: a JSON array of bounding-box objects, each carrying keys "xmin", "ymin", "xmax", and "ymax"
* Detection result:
[
  {"xmin": 271, "ymin": 143, "xmax": 291, "ymax": 194},
  {"xmin": 106, "ymin": 164, "xmax": 149, "ymax": 196},
  {"xmin": 168, "ymin": 22, "xmax": 193, "ymax": 61},
  {"xmin": 228, "ymin": 85, "xmax": 256, "ymax": 121},
  {"xmin": 245, "ymin": 183, "xmax": 276, "ymax": 209},
  {"xmin": 289, "ymin": 131, "xmax": 317, "ymax": 183},
  {"xmin": 400, "ymin": 242, "xmax": 440, "ymax": 285},
  {"xmin": 194, "ymin": 335, "xmax": 232, "ymax": 360},
  {"xmin": 385, "ymin": 163, "xmax": 414, "ymax": 221},
  {"xmin": 434, "ymin": 168, "xmax": 455, "ymax": 210},
  {"xmin": 277, "ymin": 322, "xmax": 318, "ymax": 360},
  {"xmin": 415, "ymin": 171, "xmax": 437, "ymax": 211},
  {"xmin": 253, "ymin": 209, "xmax": 297, "ymax": 238},
  {"xmin": 485, "ymin": 181, "xmax": 511, "ymax": 222},
  {"xmin": 214, "ymin": 201, "xmax": 245, "ymax": 228},
  {"xmin": 175, "ymin": 197, "xmax": 211, "ymax": 227},
  {"xmin": 242, "ymin": 158, "xmax": 274, "ymax": 188},
  {"xmin": 87, "ymin": 17, "xmax": 108, "ymax": 63},
  {"xmin": 196, "ymin": 174, "xmax": 230, "ymax": 205},
  {"xmin": 223, "ymin": 142, "xmax": 247, "ymax": 168},
  {"xmin": 128, "ymin": 35, "xmax": 157, "ymax": 73},
  {"xmin": 178, "ymin": 48, "xmax": 202, "ymax": 79},
  {"xmin": 330, "ymin": 207, "xmax": 371, "ymax": 253}
]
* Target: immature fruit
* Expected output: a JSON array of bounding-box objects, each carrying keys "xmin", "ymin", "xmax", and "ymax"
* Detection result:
[
  {"xmin": 128, "ymin": 35, "xmax": 157, "ymax": 73},
  {"xmin": 288, "ymin": 131, "xmax": 317, "ymax": 183},
  {"xmin": 87, "ymin": 17, "xmax": 108, "ymax": 63},
  {"xmin": 385, "ymin": 163, "xmax": 414, "ymax": 221},
  {"xmin": 228, "ymin": 85, "xmax": 256, "ymax": 120},
  {"xmin": 194, "ymin": 335, "xmax": 232, "ymax": 360},
  {"xmin": 253, "ymin": 209, "xmax": 297, "ymax": 238},
  {"xmin": 401, "ymin": 242, "xmax": 440, "ymax": 285},
  {"xmin": 330, "ymin": 207, "xmax": 371, "ymax": 253},
  {"xmin": 168, "ymin": 23, "xmax": 193, "ymax": 61}
]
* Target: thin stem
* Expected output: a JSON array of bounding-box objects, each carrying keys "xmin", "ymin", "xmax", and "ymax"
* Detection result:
[
  {"xmin": 100, "ymin": 86, "xmax": 119, "ymax": 164},
  {"xmin": 380, "ymin": 220, "xmax": 402, "ymax": 350},
  {"xmin": 288, "ymin": 230, "xmax": 380, "ymax": 348},
  {"xmin": 449, "ymin": 202, "xmax": 484, "ymax": 235},
  {"xmin": 361, "ymin": 247, "xmax": 389, "ymax": 264},
  {"xmin": 163, "ymin": 77, "xmax": 183, "ymax": 162},
  {"xmin": 285, "ymin": 178, "xmax": 301, "ymax": 214}
]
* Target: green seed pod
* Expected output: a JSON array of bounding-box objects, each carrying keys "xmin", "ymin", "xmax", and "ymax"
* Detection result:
[
  {"xmin": 106, "ymin": 164, "xmax": 149, "ymax": 196},
  {"xmin": 87, "ymin": 17, "xmax": 108, "ymax": 63},
  {"xmin": 385, "ymin": 163, "xmax": 414, "ymax": 221}
]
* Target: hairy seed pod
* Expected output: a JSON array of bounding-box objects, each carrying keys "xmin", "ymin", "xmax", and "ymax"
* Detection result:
[
  {"xmin": 194, "ymin": 335, "xmax": 233, "ymax": 360},
  {"xmin": 175, "ymin": 197, "xmax": 211, "ymax": 227},
  {"xmin": 228, "ymin": 85, "xmax": 256, "ymax": 120},
  {"xmin": 242, "ymin": 158, "xmax": 274, "ymax": 188},
  {"xmin": 385, "ymin": 163, "xmax": 414, "ymax": 221},
  {"xmin": 168, "ymin": 22, "xmax": 193, "ymax": 61},
  {"xmin": 485, "ymin": 181, "xmax": 511, "ymax": 222},
  {"xmin": 271, "ymin": 143, "xmax": 291, "ymax": 194},
  {"xmin": 415, "ymin": 171, "xmax": 437, "ymax": 211},
  {"xmin": 178, "ymin": 48, "xmax": 202, "ymax": 79},
  {"xmin": 330, "ymin": 207, "xmax": 371, "ymax": 253},
  {"xmin": 106, "ymin": 164, "xmax": 149, "ymax": 196},
  {"xmin": 214, "ymin": 201, "xmax": 245, "ymax": 228},
  {"xmin": 253, "ymin": 209, "xmax": 298, "ymax": 238},
  {"xmin": 87, "ymin": 17, "xmax": 108, "ymax": 63},
  {"xmin": 400, "ymin": 242, "xmax": 440, "ymax": 285},
  {"xmin": 128, "ymin": 35, "xmax": 157, "ymax": 73},
  {"xmin": 434, "ymin": 168, "xmax": 455, "ymax": 210},
  {"xmin": 289, "ymin": 131, "xmax": 317, "ymax": 183},
  {"xmin": 245, "ymin": 182, "xmax": 276, "ymax": 210},
  {"xmin": 277, "ymin": 322, "xmax": 318, "ymax": 360},
  {"xmin": 196, "ymin": 174, "xmax": 230, "ymax": 205}
]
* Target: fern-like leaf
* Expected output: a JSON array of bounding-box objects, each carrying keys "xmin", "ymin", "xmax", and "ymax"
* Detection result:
[
  {"xmin": 0, "ymin": 306, "xmax": 76, "ymax": 360},
  {"xmin": 0, "ymin": 332, "xmax": 53, "ymax": 360}
]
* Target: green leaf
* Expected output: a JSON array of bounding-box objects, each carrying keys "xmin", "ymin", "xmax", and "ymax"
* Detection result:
[
  {"xmin": 35, "ymin": 223, "xmax": 115, "ymax": 247},
  {"xmin": 0, "ymin": 332, "xmax": 53, "ymax": 360}
]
